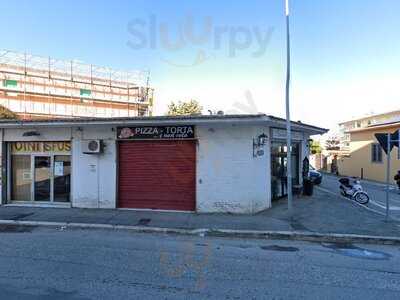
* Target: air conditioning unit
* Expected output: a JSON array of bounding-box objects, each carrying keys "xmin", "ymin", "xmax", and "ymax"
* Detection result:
[{"xmin": 82, "ymin": 140, "xmax": 103, "ymax": 154}]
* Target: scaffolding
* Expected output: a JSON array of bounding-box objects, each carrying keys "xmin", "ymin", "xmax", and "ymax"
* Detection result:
[{"xmin": 0, "ymin": 50, "xmax": 153, "ymax": 119}]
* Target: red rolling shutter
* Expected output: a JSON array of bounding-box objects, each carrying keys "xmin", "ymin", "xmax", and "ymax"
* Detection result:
[{"xmin": 118, "ymin": 140, "xmax": 196, "ymax": 211}]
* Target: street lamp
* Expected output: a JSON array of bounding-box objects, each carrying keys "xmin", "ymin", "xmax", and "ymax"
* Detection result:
[{"xmin": 285, "ymin": 0, "xmax": 293, "ymax": 214}]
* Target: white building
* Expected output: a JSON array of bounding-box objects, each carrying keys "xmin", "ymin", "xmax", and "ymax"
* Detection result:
[{"xmin": 0, "ymin": 114, "xmax": 326, "ymax": 214}]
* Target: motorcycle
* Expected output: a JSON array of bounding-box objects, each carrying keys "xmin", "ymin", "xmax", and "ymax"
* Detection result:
[{"xmin": 339, "ymin": 177, "xmax": 370, "ymax": 204}]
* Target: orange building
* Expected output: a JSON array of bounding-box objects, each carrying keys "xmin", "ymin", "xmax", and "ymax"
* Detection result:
[{"xmin": 338, "ymin": 120, "xmax": 400, "ymax": 184}]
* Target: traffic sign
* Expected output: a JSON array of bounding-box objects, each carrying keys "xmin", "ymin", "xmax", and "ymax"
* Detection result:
[{"xmin": 375, "ymin": 130, "xmax": 400, "ymax": 154}]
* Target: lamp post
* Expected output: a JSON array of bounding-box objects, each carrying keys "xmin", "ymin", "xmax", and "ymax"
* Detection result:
[{"xmin": 285, "ymin": 0, "xmax": 293, "ymax": 214}]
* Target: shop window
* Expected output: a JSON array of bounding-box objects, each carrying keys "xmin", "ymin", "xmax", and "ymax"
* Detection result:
[
  {"xmin": 371, "ymin": 143, "xmax": 382, "ymax": 163},
  {"xmin": 11, "ymin": 155, "xmax": 32, "ymax": 201},
  {"xmin": 9, "ymin": 142, "xmax": 71, "ymax": 203}
]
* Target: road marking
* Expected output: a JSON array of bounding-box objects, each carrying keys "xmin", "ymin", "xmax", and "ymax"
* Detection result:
[{"xmin": 368, "ymin": 200, "xmax": 400, "ymax": 210}]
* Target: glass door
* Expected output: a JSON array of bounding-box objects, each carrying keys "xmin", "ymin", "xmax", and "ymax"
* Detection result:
[
  {"xmin": 271, "ymin": 142, "xmax": 300, "ymax": 200},
  {"xmin": 53, "ymin": 155, "xmax": 71, "ymax": 202},
  {"xmin": 34, "ymin": 156, "xmax": 51, "ymax": 202},
  {"xmin": 271, "ymin": 143, "xmax": 287, "ymax": 200}
]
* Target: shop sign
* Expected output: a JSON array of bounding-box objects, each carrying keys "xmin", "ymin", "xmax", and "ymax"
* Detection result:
[
  {"xmin": 117, "ymin": 125, "xmax": 195, "ymax": 140},
  {"xmin": 10, "ymin": 141, "xmax": 71, "ymax": 154},
  {"xmin": 271, "ymin": 128, "xmax": 303, "ymax": 141}
]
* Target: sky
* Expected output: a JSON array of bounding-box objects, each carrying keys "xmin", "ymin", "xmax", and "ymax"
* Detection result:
[{"xmin": 1, "ymin": 0, "xmax": 399, "ymax": 131}]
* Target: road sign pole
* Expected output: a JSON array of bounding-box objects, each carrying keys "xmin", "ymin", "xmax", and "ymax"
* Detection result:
[{"xmin": 386, "ymin": 133, "xmax": 391, "ymax": 221}]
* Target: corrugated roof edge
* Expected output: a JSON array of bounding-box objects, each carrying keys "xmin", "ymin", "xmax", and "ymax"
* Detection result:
[{"xmin": 0, "ymin": 114, "xmax": 328, "ymax": 133}]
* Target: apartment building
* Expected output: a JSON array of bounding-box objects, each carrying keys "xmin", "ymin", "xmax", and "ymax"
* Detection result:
[
  {"xmin": 339, "ymin": 110, "xmax": 400, "ymax": 151},
  {"xmin": 0, "ymin": 50, "xmax": 153, "ymax": 119}
]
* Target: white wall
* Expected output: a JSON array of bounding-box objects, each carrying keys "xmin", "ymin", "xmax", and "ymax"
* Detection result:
[
  {"xmin": 196, "ymin": 124, "xmax": 270, "ymax": 214},
  {"xmin": 71, "ymin": 126, "xmax": 116, "ymax": 208}
]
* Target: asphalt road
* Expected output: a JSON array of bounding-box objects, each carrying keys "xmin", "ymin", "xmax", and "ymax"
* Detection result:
[
  {"xmin": 318, "ymin": 173, "xmax": 400, "ymax": 220},
  {"xmin": 1, "ymin": 226, "xmax": 400, "ymax": 299}
]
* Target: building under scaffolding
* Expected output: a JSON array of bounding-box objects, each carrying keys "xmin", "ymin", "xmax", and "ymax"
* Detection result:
[{"xmin": 0, "ymin": 50, "xmax": 153, "ymax": 119}]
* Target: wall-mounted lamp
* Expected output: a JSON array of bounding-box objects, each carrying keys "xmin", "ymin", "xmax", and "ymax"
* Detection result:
[
  {"xmin": 253, "ymin": 133, "xmax": 268, "ymax": 157},
  {"xmin": 257, "ymin": 133, "xmax": 268, "ymax": 147},
  {"xmin": 22, "ymin": 130, "xmax": 40, "ymax": 137}
]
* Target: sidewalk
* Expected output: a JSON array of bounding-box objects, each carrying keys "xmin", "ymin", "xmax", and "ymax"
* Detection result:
[{"xmin": 1, "ymin": 188, "xmax": 399, "ymax": 241}]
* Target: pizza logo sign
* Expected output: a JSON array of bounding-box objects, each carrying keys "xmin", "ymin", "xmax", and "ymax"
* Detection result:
[
  {"xmin": 118, "ymin": 127, "xmax": 135, "ymax": 139},
  {"xmin": 117, "ymin": 126, "xmax": 194, "ymax": 139}
]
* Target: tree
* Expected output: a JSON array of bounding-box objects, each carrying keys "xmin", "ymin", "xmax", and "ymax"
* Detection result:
[
  {"xmin": 167, "ymin": 100, "xmax": 202, "ymax": 116},
  {"xmin": 325, "ymin": 136, "xmax": 341, "ymax": 151},
  {"xmin": 310, "ymin": 140, "xmax": 322, "ymax": 154},
  {"xmin": 0, "ymin": 105, "xmax": 18, "ymax": 119}
]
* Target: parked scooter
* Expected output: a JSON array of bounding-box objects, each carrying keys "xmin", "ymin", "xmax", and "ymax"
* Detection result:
[{"xmin": 339, "ymin": 177, "xmax": 370, "ymax": 204}]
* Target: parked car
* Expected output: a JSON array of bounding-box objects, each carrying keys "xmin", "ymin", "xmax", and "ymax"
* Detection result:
[{"xmin": 309, "ymin": 165, "xmax": 322, "ymax": 185}]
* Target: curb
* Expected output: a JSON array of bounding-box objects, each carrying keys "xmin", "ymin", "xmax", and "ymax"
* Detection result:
[{"xmin": 1, "ymin": 219, "xmax": 400, "ymax": 245}]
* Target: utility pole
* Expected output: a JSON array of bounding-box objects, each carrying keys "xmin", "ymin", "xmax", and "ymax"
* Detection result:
[{"xmin": 285, "ymin": 0, "xmax": 293, "ymax": 214}]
